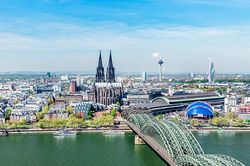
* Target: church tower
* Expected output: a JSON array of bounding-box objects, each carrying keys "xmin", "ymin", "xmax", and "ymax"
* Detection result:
[
  {"xmin": 106, "ymin": 50, "xmax": 115, "ymax": 82},
  {"xmin": 95, "ymin": 50, "xmax": 105, "ymax": 82}
]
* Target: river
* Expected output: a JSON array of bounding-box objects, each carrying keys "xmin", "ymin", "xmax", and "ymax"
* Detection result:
[{"xmin": 0, "ymin": 132, "xmax": 249, "ymax": 166}]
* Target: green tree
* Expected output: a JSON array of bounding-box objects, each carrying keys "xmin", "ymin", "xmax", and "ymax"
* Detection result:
[
  {"xmin": 171, "ymin": 117, "xmax": 181, "ymax": 123},
  {"xmin": 36, "ymin": 119, "xmax": 67, "ymax": 129},
  {"xmin": 9, "ymin": 119, "xmax": 27, "ymax": 129},
  {"xmin": 210, "ymin": 117, "xmax": 228, "ymax": 127},
  {"xmin": 214, "ymin": 111, "xmax": 220, "ymax": 117},
  {"xmin": 87, "ymin": 107, "xmax": 95, "ymax": 119},
  {"xmin": 66, "ymin": 115, "xmax": 83, "ymax": 128},
  {"xmin": 36, "ymin": 112, "xmax": 44, "ymax": 120},
  {"xmin": 155, "ymin": 115, "xmax": 164, "ymax": 121},
  {"xmin": 48, "ymin": 97, "xmax": 55, "ymax": 105},
  {"xmin": 231, "ymin": 118, "xmax": 244, "ymax": 127},
  {"xmin": 115, "ymin": 101, "xmax": 121, "ymax": 106},
  {"xmin": 111, "ymin": 108, "xmax": 117, "ymax": 117},
  {"xmin": 5, "ymin": 107, "xmax": 12, "ymax": 119},
  {"xmin": 42, "ymin": 105, "xmax": 49, "ymax": 113},
  {"xmin": 66, "ymin": 106, "xmax": 74, "ymax": 114},
  {"xmin": 190, "ymin": 119, "xmax": 199, "ymax": 127},
  {"xmin": 0, "ymin": 124, "xmax": 8, "ymax": 129},
  {"xmin": 36, "ymin": 105, "xmax": 49, "ymax": 120},
  {"xmin": 91, "ymin": 114, "xmax": 114, "ymax": 127},
  {"xmin": 225, "ymin": 112, "xmax": 236, "ymax": 120}
]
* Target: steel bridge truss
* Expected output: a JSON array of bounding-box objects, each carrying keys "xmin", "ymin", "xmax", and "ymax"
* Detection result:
[{"xmin": 127, "ymin": 114, "xmax": 245, "ymax": 166}]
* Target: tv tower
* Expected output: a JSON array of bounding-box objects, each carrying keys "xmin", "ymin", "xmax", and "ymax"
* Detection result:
[{"xmin": 158, "ymin": 59, "xmax": 164, "ymax": 82}]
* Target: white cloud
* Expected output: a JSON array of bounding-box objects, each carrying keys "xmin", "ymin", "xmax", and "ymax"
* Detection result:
[
  {"xmin": 179, "ymin": 0, "xmax": 250, "ymax": 7},
  {"xmin": 0, "ymin": 20, "xmax": 250, "ymax": 73},
  {"xmin": 152, "ymin": 52, "xmax": 160, "ymax": 59}
]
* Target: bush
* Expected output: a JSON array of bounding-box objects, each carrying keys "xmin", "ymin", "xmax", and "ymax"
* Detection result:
[
  {"xmin": 231, "ymin": 118, "xmax": 244, "ymax": 127},
  {"xmin": 9, "ymin": 120, "xmax": 27, "ymax": 129},
  {"xmin": 66, "ymin": 116, "xmax": 83, "ymax": 128},
  {"xmin": 155, "ymin": 115, "xmax": 164, "ymax": 121},
  {"xmin": 209, "ymin": 117, "xmax": 228, "ymax": 127},
  {"xmin": 36, "ymin": 119, "xmax": 67, "ymax": 129},
  {"xmin": 190, "ymin": 119, "xmax": 200, "ymax": 127},
  {"xmin": 91, "ymin": 115, "xmax": 114, "ymax": 127},
  {"xmin": 0, "ymin": 124, "xmax": 8, "ymax": 129}
]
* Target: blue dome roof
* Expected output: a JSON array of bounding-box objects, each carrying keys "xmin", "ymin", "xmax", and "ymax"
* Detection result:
[{"xmin": 186, "ymin": 102, "xmax": 214, "ymax": 116}]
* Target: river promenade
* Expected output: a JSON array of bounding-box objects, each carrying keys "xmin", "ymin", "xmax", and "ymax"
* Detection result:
[
  {"xmin": 2, "ymin": 126, "xmax": 250, "ymax": 135},
  {"xmin": 0, "ymin": 126, "xmax": 132, "ymax": 135},
  {"xmin": 190, "ymin": 127, "xmax": 250, "ymax": 132}
]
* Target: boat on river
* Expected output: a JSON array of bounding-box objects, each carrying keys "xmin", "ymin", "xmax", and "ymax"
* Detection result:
[
  {"xmin": 198, "ymin": 130, "xmax": 210, "ymax": 135},
  {"xmin": 217, "ymin": 128, "xmax": 225, "ymax": 134},
  {"xmin": 53, "ymin": 128, "xmax": 77, "ymax": 137},
  {"xmin": 103, "ymin": 130, "xmax": 125, "ymax": 136},
  {"xmin": 0, "ymin": 130, "xmax": 8, "ymax": 137}
]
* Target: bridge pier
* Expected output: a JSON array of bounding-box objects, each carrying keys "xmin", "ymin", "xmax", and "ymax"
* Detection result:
[{"xmin": 134, "ymin": 135, "xmax": 145, "ymax": 145}]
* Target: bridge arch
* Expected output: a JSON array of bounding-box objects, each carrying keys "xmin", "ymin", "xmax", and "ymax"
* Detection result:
[
  {"xmin": 128, "ymin": 114, "xmax": 152, "ymax": 129},
  {"xmin": 141, "ymin": 121, "xmax": 175, "ymax": 156},
  {"xmin": 175, "ymin": 155, "xmax": 246, "ymax": 166},
  {"xmin": 127, "ymin": 114, "xmax": 141, "ymax": 129},
  {"xmin": 162, "ymin": 120, "xmax": 204, "ymax": 155},
  {"xmin": 127, "ymin": 114, "xmax": 246, "ymax": 166}
]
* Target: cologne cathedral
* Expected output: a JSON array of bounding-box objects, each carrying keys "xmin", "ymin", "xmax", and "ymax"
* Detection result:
[{"xmin": 92, "ymin": 50, "xmax": 123, "ymax": 106}]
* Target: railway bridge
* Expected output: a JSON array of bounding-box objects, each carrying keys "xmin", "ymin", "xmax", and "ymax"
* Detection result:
[{"xmin": 127, "ymin": 114, "xmax": 245, "ymax": 166}]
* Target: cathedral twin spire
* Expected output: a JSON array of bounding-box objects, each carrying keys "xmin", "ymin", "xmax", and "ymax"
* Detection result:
[
  {"xmin": 96, "ymin": 50, "xmax": 115, "ymax": 83},
  {"xmin": 96, "ymin": 50, "xmax": 105, "ymax": 82}
]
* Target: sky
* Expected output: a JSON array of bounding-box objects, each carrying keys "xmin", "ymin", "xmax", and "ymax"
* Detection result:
[{"xmin": 0, "ymin": 0, "xmax": 250, "ymax": 74}]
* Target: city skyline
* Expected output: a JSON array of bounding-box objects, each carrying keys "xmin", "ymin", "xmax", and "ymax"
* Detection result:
[{"xmin": 0, "ymin": 0, "xmax": 250, "ymax": 73}]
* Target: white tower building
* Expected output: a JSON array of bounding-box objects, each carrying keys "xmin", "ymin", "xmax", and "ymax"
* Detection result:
[
  {"xmin": 142, "ymin": 71, "xmax": 147, "ymax": 82},
  {"xmin": 208, "ymin": 60, "xmax": 215, "ymax": 85}
]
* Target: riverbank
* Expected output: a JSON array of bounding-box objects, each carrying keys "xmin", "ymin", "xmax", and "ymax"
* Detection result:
[
  {"xmin": 190, "ymin": 127, "xmax": 250, "ymax": 132},
  {"xmin": 0, "ymin": 127, "xmax": 133, "ymax": 135},
  {"xmin": 3, "ymin": 127, "xmax": 250, "ymax": 135}
]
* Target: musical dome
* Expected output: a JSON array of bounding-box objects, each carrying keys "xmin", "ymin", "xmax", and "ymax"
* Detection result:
[{"xmin": 186, "ymin": 101, "xmax": 214, "ymax": 119}]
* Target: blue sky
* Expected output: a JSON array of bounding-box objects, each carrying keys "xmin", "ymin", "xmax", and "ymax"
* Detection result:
[{"xmin": 0, "ymin": 0, "xmax": 250, "ymax": 73}]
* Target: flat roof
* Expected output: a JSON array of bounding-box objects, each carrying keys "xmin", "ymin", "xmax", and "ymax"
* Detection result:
[
  {"xmin": 166, "ymin": 93, "xmax": 222, "ymax": 101},
  {"xmin": 152, "ymin": 93, "xmax": 225, "ymax": 104}
]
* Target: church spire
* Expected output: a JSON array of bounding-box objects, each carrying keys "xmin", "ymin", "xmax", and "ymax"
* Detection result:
[
  {"xmin": 106, "ymin": 50, "xmax": 115, "ymax": 82},
  {"xmin": 96, "ymin": 50, "xmax": 105, "ymax": 82},
  {"xmin": 98, "ymin": 50, "xmax": 103, "ymax": 68},
  {"xmin": 108, "ymin": 50, "xmax": 114, "ymax": 68}
]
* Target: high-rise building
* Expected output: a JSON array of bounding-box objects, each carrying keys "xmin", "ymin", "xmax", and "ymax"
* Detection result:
[
  {"xmin": 106, "ymin": 50, "xmax": 115, "ymax": 83},
  {"xmin": 47, "ymin": 72, "xmax": 51, "ymax": 78},
  {"xmin": 208, "ymin": 60, "xmax": 215, "ymax": 85},
  {"xmin": 190, "ymin": 72, "xmax": 195, "ymax": 79},
  {"xmin": 53, "ymin": 85, "xmax": 62, "ymax": 92},
  {"xmin": 69, "ymin": 80, "xmax": 77, "ymax": 94},
  {"xmin": 96, "ymin": 50, "xmax": 105, "ymax": 82},
  {"xmin": 76, "ymin": 76, "xmax": 84, "ymax": 87},
  {"xmin": 61, "ymin": 75, "xmax": 68, "ymax": 81},
  {"xmin": 142, "ymin": 71, "xmax": 147, "ymax": 82}
]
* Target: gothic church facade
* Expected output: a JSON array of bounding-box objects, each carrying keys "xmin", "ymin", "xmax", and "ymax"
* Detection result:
[{"xmin": 93, "ymin": 50, "xmax": 123, "ymax": 106}]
